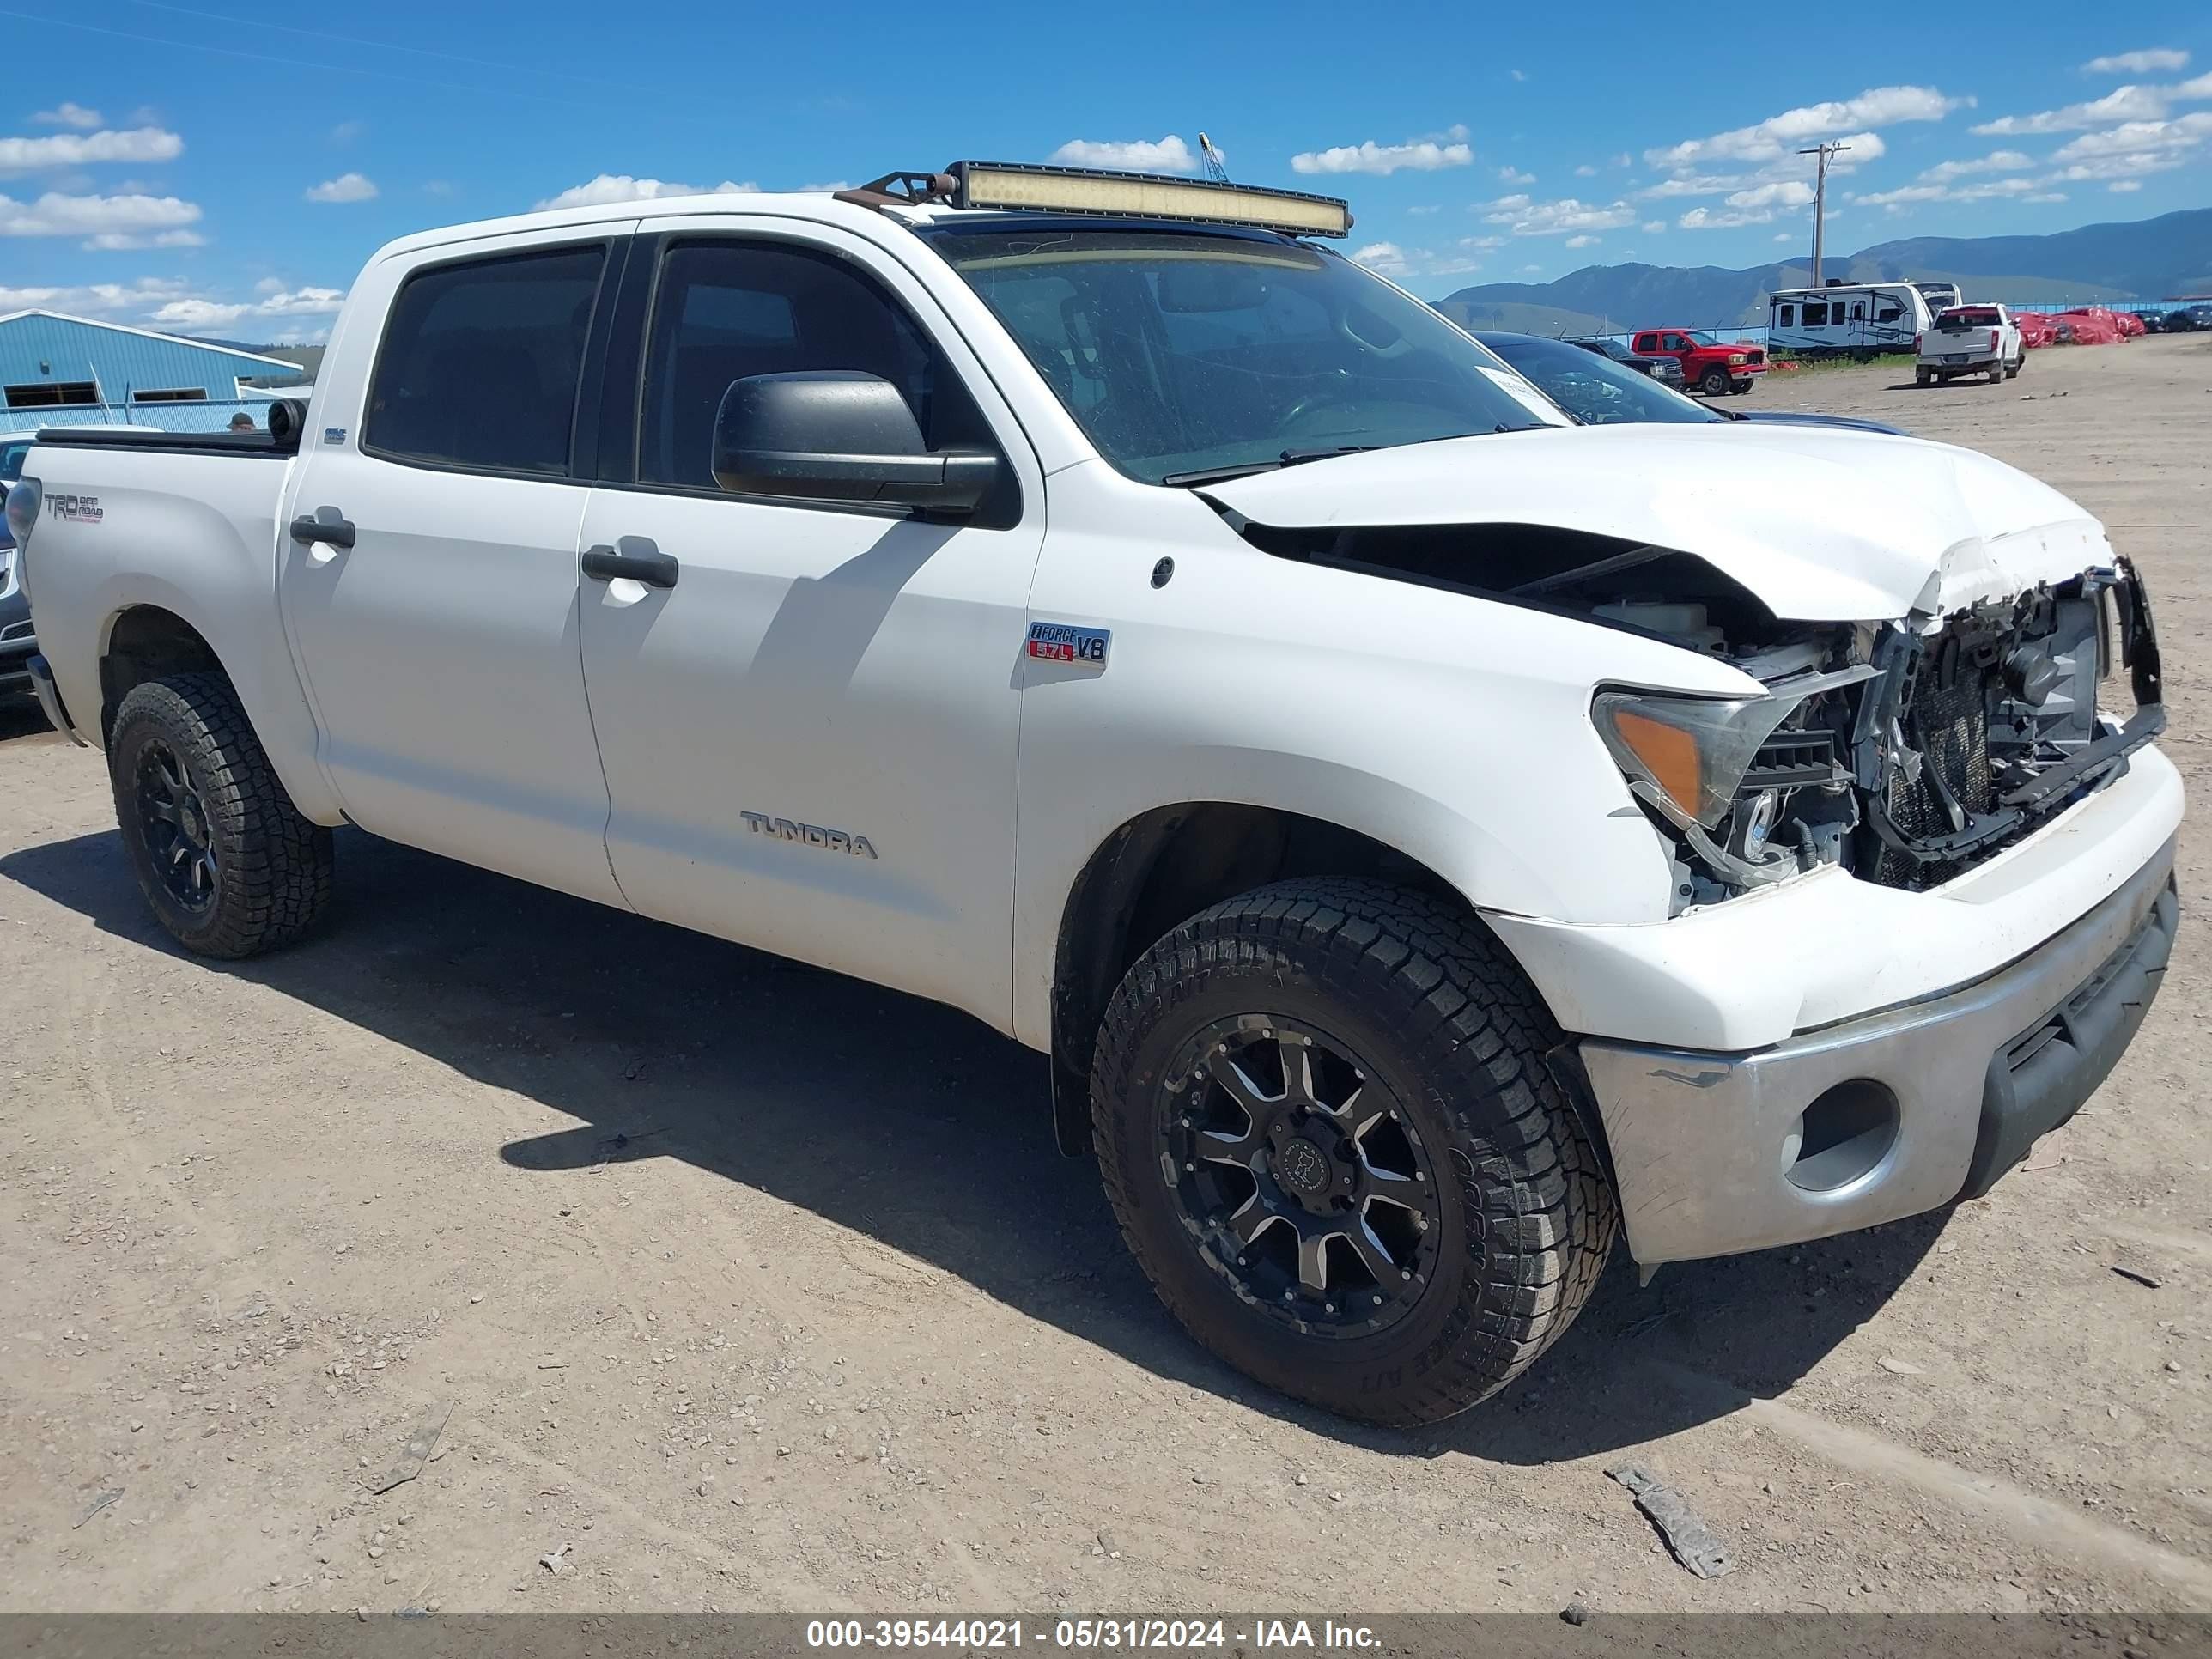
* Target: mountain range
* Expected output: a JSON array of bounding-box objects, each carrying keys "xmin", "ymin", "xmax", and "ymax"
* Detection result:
[{"xmin": 1435, "ymin": 207, "xmax": 2212, "ymax": 336}]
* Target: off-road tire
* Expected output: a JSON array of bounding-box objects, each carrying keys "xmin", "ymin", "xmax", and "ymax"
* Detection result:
[
  {"xmin": 1698, "ymin": 365, "xmax": 1729, "ymax": 396},
  {"xmin": 1916, "ymin": 368, "xmax": 1933, "ymax": 387},
  {"xmin": 2006, "ymin": 355, "xmax": 2023, "ymax": 379},
  {"xmin": 109, "ymin": 673, "xmax": 333, "ymax": 958},
  {"xmin": 1091, "ymin": 878, "xmax": 1616, "ymax": 1425}
]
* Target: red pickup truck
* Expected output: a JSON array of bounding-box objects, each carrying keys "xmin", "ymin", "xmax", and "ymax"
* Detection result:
[{"xmin": 1630, "ymin": 328, "xmax": 1766, "ymax": 397}]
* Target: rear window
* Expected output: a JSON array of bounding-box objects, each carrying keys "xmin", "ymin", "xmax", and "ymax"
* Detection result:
[
  {"xmin": 365, "ymin": 245, "xmax": 607, "ymax": 476},
  {"xmin": 1938, "ymin": 308, "xmax": 2002, "ymax": 330}
]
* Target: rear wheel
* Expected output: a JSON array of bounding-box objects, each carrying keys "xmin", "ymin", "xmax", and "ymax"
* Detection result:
[
  {"xmin": 1698, "ymin": 365, "xmax": 1729, "ymax": 396},
  {"xmin": 2006, "ymin": 354, "xmax": 2024, "ymax": 379},
  {"xmin": 1091, "ymin": 878, "xmax": 1616, "ymax": 1425},
  {"xmin": 1916, "ymin": 368, "xmax": 1933, "ymax": 387},
  {"xmin": 108, "ymin": 673, "xmax": 333, "ymax": 958}
]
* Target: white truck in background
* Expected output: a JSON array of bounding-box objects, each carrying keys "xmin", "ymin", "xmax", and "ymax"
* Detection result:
[
  {"xmin": 1918, "ymin": 303, "xmax": 2027, "ymax": 386},
  {"xmin": 6, "ymin": 161, "xmax": 2179, "ymax": 1425}
]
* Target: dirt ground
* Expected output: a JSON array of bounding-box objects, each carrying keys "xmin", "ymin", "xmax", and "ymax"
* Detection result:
[{"xmin": 3, "ymin": 334, "xmax": 2209, "ymax": 1620}]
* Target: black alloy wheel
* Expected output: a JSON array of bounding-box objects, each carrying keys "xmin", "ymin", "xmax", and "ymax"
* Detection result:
[
  {"xmin": 134, "ymin": 735, "xmax": 221, "ymax": 913},
  {"xmin": 1162, "ymin": 1015, "xmax": 1443, "ymax": 1337}
]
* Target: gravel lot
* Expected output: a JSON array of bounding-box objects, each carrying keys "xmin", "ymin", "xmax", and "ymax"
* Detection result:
[{"xmin": 2, "ymin": 334, "xmax": 2208, "ymax": 1619}]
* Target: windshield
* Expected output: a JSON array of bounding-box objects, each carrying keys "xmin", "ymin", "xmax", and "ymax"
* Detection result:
[
  {"xmin": 1480, "ymin": 336, "xmax": 1721, "ymax": 427},
  {"xmin": 924, "ymin": 226, "xmax": 1562, "ymax": 484},
  {"xmin": 1683, "ymin": 331, "xmax": 1722, "ymax": 345},
  {"xmin": 1938, "ymin": 308, "xmax": 2001, "ymax": 330}
]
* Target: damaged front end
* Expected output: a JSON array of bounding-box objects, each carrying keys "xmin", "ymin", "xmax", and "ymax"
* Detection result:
[
  {"xmin": 1224, "ymin": 512, "xmax": 2165, "ymax": 915},
  {"xmin": 1592, "ymin": 562, "xmax": 2165, "ymax": 911}
]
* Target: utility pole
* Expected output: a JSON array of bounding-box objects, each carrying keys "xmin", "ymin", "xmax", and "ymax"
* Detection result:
[{"xmin": 1798, "ymin": 141, "xmax": 1850, "ymax": 285}]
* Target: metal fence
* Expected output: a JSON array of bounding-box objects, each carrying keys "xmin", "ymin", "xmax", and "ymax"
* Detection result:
[{"xmin": 0, "ymin": 393, "xmax": 307, "ymax": 438}]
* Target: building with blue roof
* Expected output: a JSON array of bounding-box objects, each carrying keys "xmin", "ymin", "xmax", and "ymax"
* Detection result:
[{"xmin": 0, "ymin": 310, "xmax": 307, "ymax": 434}]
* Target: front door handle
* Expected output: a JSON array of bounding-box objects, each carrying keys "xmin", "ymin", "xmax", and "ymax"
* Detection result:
[
  {"xmin": 289, "ymin": 510, "xmax": 356, "ymax": 550},
  {"xmin": 581, "ymin": 538, "xmax": 678, "ymax": 590}
]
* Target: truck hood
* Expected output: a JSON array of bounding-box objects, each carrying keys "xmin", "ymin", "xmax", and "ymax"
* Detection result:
[{"xmin": 1201, "ymin": 422, "xmax": 2111, "ymax": 623}]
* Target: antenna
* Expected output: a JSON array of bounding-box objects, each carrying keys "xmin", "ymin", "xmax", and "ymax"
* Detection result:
[
  {"xmin": 1198, "ymin": 132, "xmax": 1231, "ymax": 184},
  {"xmin": 1797, "ymin": 141, "xmax": 1850, "ymax": 286}
]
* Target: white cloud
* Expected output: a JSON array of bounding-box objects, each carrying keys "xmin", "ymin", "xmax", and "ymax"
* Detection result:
[
  {"xmin": 536, "ymin": 173, "xmax": 758, "ymax": 210},
  {"xmin": 1851, "ymin": 176, "xmax": 2047, "ymax": 210},
  {"xmin": 82, "ymin": 228, "xmax": 206, "ymax": 250},
  {"xmin": 2026, "ymin": 191, "xmax": 2069, "ymax": 202},
  {"xmin": 1725, "ymin": 180, "xmax": 1815, "ymax": 210},
  {"xmin": 2109, "ymin": 179, "xmax": 2144, "ymax": 191},
  {"xmin": 1479, "ymin": 195, "xmax": 1636, "ymax": 236},
  {"xmin": 0, "ymin": 276, "xmax": 192, "ymax": 313},
  {"xmin": 0, "ymin": 125, "xmax": 184, "ymax": 177},
  {"xmin": 1498, "ymin": 165, "xmax": 1535, "ymax": 184},
  {"xmin": 1349, "ymin": 240, "xmax": 1486, "ymax": 280},
  {"xmin": 330, "ymin": 119, "xmax": 367, "ymax": 145},
  {"xmin": 799, "ymin": 180, "xmax": 853, "ymax": 193},
  {"xmin": 1773, "ymin": 232, "xmax": 1795, "ymax": 242},
  {"xmin": 1918, "ymin": 149, "xmax": 2034, "ymax": 180},
  {"xmin": 1048, "ymin": 135, "xmax": 1197, "ymax": 173},
  {"xmin": 1292, "ymin": 136, "xmax": 1474, "ymax": 175},
  {"xmin": 33, "ymin": 102, "xmax": 103, "ymax": 129},
  {"xmin": 1974, "ymin": 85, "xmax": 2171, "ymax": 135},
  {"xmin": 1574, "ymin": 163, "xmax": 1596, "ymax": 177},
  {"xmin": 1613, "ymin": 152, "xmax": 1632, "ymax": 167},
  {"xmin": 1678, "ymin": 204, "xmax": 1774, "ymax": 229},
  {"xmin": 1407, "ymin": 204, "xmax": 1441, "ymax": 215},
  {"xmin": 305, "ymin": 172, "xmax": 378, "ymax": 204},
  {"xmin": 1564, "ymin": 234, "xmax": 1599, "ymax": 248},
  {"xmin": 0, "ymin": 190, "xmax": 202, "ymax": 239},
  {"xmin": 1642, "ymin": 219, "xmax": 1666, "ymax": 234},
  {"xmin": 1647, "ymin": 86, "xmax": 1966, "ymax": 171},
  {"xmin": 2083, "ymin": 48, "xmax": 2189, "ymax": 76},
  {"xmin": 2049, "ymin": 112, "xmax": 2212, "ymax": 160},
  {"xmin": 1510, "ymin": 68, "xmax": 1528, "ymax": 82},
  {"xmin": 150, "ymin": 285, "xmax": 346, "ymax": 332}
]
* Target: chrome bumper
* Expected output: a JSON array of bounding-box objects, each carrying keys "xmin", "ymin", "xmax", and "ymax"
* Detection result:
[
  {"xmin": 1577, "ymin": 836, "xmax": 2178, "ymax": 1265},
  {"xmin": 27, "ymin": 653, "xmax": 87, "ymax": 745}
]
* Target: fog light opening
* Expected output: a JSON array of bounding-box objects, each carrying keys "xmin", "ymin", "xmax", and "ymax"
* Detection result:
[{"xmin": 1782, "ymin": 1079, "xmax": 1899, "ymax": 1193}]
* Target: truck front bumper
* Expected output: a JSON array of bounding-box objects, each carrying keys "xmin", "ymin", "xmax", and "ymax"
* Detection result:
[{"xmin": 1574, "ymin": 835, "xmax": 2176, "ymax": 1265}]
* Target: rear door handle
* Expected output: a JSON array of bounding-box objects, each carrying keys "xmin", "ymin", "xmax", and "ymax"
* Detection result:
[
  {"xmin": 289, "ymin": 510, "xmax": 355, "ymax": 550},
  {"xmin": 581, "ymin": 538, "xmax": 678, "ymax": 590}
]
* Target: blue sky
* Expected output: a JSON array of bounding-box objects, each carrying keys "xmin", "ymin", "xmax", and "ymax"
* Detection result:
[{"xmin": 2, "ymin": 0, "xmax": 2205, "ymax": 342}]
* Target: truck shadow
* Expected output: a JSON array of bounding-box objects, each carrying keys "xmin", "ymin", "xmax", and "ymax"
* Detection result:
[{"xmin": 0, "ymin": 823, "xmax": 1942, "ymax": 1462}]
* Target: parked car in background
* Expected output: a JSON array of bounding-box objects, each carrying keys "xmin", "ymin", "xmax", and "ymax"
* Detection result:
[
  {"xmin": 2171, "ymin": 303, "xmax": 2212, "ymax": 332},
  {"xmin": 1477, "ymin": 332, "xmax": 1905, "ymax": 435},
  {"xmin": 1563, "ymin": 335, "xmax": 1686, "ymax": 388},
  {"xmin": 1629, "ymin": 327, "xmax": 1765, "ymax": 395},
  {"xmin": 1917, "ymin": 304, "xmax": 2024, "ymax": 386}
]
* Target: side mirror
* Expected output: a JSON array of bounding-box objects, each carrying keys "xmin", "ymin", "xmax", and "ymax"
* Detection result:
[{"xmin": 711, "ymin": 371, "xmax": 997, "ymax": 513}]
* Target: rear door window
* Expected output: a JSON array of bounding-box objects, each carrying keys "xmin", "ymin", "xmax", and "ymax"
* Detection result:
[{"xmin": 365, "ymin": 245, "xmax": 609, "ymax": 477}]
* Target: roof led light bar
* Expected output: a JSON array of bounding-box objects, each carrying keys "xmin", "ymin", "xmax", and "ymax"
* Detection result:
[{"xmin": 947, "ymin": 161, "xmax": 1352, "ymax": 238}]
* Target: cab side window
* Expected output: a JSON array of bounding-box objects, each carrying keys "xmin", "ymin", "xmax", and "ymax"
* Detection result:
[
  {"xmin": 365, "ymin": 245, "xmax": 607, "ymax": 477},
  {"xmin": 635, "ymin": 239, "xmax": 1012, "ymax": 522}
]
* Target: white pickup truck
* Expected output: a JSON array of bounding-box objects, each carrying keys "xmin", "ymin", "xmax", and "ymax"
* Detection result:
[
  {"xmin": 7, "ymin": 162, "xmax": 2179, "ymax": 1425},
  {"xmin": 1917, "ymin": 303, "xmax": 2026, "ymax": 386}
]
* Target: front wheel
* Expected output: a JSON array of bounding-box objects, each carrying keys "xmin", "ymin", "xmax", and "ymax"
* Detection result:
[
  {"xmin": 1698, "ymin": 365, "xmax": 1729, "ymax": 396},
  {"xmin": 1090, "ymin": 878, "xmax": 1616, "ymax": 1425},
  {"xmin": 108, "ymin": 673, "xmax": 333, "ymax": 958}
]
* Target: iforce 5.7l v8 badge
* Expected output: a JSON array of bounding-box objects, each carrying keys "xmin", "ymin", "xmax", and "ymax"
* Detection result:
[{"xmin": 1025, "ymin": 621, "xmax": 1110, "ymax": 671}]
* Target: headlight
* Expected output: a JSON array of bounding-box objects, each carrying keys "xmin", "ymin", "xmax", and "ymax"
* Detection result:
[
  {"xmin": 4, "ymin": 479, "xmax": 37, "ymax": 548},
  {"xmin": 1728, "ymin": 352, "xmax": 1747, "ymax": 364},
  {"xmin": 1592, "ymin": 690, "xmax": 1800, "ymax": 829}
]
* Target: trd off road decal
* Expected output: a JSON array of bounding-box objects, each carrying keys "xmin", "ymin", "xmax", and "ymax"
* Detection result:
[
  {"xmin": 46, "ymin": 493, "xmax": 102, "ymax": 524},
  {"xmin": 1025, "ymin": 622, "xmax": 1110, "ymax": 669}
]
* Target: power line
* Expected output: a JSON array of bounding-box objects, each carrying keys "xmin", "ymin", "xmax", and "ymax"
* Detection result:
[{"xmin": 1797, "ymin": 141, "xmax": 1850, "ymax": 287}]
